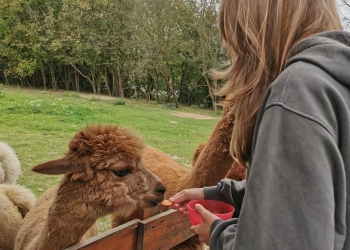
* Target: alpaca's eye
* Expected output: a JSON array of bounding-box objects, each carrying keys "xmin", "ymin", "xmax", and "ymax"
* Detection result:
[{"xmin": 113, "ymin": 169, "xmax": 131, "ymax": 177}]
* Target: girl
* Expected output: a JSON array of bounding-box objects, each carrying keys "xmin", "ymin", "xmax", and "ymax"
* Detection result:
[{"xmin": 170, "ymin": 0, "xmax": 350, "ymax": 249}]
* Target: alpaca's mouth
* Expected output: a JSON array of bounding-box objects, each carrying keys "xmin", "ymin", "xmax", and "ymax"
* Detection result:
[
  {"xmin": 143, "ymin": 195, "xmax": 164, "ymax": 208},
  {"xmin": 137, "ymin": 199, "xmax": 157, "ymax": 208},
  {"xmin": 148, "ymin": 200, "xmax": 158, "ymax": 207}
]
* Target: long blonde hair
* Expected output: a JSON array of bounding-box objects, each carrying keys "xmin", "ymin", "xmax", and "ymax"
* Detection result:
[{"xmin": 214, "ymin": 0, "xmax": 342, "ymax": 167}]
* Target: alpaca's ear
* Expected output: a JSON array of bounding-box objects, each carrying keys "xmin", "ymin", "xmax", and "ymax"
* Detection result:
[
  {"xmin": 32, "ymin": 157, "xmax": 90, "ymax": 175},
  {"xmin": 17, "ymin": 203, "xmax": 31, "ymax": 218}
]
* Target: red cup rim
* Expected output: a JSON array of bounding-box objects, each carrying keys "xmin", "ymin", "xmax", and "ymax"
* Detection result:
[{"xmin": 187, "ymin": 199, "xmax": 234, "ymax": 215}]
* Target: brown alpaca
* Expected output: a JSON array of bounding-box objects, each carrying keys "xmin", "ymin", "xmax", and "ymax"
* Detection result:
[
  {"xmin": 192, "ymin": 142, "xmax": 246, "ymax": 181},
  {"xmin": 111, "ymin": 102, "xmax": 245, "ymax": 249},
  {"xmin": 15, "ymin": 124, "xmax": 166, "ymax": 250},
  {"xmin": 172, "ymin": 101, "xmax": 245, "ymax": 190},
  {"xmin": 227, "ymin": 161, "xmax": 246, "ymax": 181}
]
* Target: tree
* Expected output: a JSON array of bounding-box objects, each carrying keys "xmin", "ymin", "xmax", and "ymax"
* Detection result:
[
  {"xmin": 339, "ymin": 0, "xmax": 350, "ymax": 30},
  {"xmin": 0, "ymin": 0, "xmax": 225, "ymax": 110},
  {"xmin": 194, "ymin": 0, "xmax": 223, "ymax": 112},
  {"xmin": 132, "ymin": 0, "xmax": 197, "ymax": 108}
]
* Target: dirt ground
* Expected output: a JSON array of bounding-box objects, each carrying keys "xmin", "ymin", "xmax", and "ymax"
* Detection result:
[
  {"xmin": 78, "ymin": 92, "xmax": 116, "ymax": 101},
  {"xmin": 170, "ymin": 111, "xmax": 217, "ymax": 120},
  {"xmin": 78, "ymin": 93, "xmax": 217, "ymax": 120}
]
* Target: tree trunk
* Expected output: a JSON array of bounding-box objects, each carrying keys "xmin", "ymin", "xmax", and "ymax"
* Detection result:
[
  {"xmin": 167, "ymin": 77, "xmax": 179, "ymax": 108},
  {"xmin": 203, "ymin": 74, "xmax": 216, "ymax": 113},
  {"xmin": 63, "ymin": 67, "xmax": 71, "ymax": 90},
  {"xmin": 131, "ymin": 85, "xmax": 139, "ymax": 100},
  {"xmin": 19, "ymin": 77, "xmax": 25, "ymax": 87},
  {"xmin": 74, "ymin": 65, "xmax": 80, "ymax": 92},
  {"xmin": 117, "ymin": 66, "xmax": 124, "ymax": 98},
  {"xmin": 48, "ymin": 62, "xmax": 57, "ymax": 90},
  {"xmin": 112, "ymin": 73, "xmax": 117, "ymax": 96},
  {"xmin": 179, "ymin": 60, "xmax": 188, "ymax": 103},
  {"xmin": 158, "ymin": 70, "xmax": 179, "ymax": 108},
  {"xmin": 90, "ymin": 68, "xmax": 99, "ymax": 94},
  {"xmin": 100, "ymin": 67, "xmax": 112, "ymax": 96},
  {"xmin": 154, "ymin": 74, "xmax": 159, "ymax": 103},
  {"xmin": 25, "ymin": 78, "xmax": 32, "ymax": 88},
  {"xmin": 71, "ymin": 63, "xmax": 95, "ymax": 94},
  {"xmin": 4, "ymin": 73, "xmax": 9, "ymax": 85},
  {"xmin": 146, "ymin": 74, "xmax": 154, "ymax": 102}
]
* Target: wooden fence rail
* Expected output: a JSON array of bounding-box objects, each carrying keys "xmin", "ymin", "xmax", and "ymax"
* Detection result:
[{"xmin": 66, "ymin": 209, "xmax": 194, "ymax": 250}]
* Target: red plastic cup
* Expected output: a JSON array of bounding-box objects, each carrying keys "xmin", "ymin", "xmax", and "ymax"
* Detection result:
[{"xmin": 187, "ymin": 200, "xmax": 235, "ymax": 225}]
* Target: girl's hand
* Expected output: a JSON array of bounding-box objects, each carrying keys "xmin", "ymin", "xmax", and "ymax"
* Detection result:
[
  {"xmin": 190, "ymin": 204, "xmax": 220, "ymax": 245},
  {"xmin": 169, "ymin": 188, "xmax": 204, "ymax": 215}
]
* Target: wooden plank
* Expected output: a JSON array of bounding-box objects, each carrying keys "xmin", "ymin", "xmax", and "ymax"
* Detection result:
[
  {"xmin": 134, "ymin": 205, "xmax": 159, "ymax": 220},
  {"xmin": 137, "ymin": 209, "xmax": 194, "ymax": 250},
  {"xmin": 66, "ymin": 219, "xmax": 141, "ymax": 250}
]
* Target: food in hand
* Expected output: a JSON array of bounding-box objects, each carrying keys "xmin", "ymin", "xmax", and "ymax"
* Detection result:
[{"xmin": 161, "ymin": 199, "xmax": 173, "ymax": 206}]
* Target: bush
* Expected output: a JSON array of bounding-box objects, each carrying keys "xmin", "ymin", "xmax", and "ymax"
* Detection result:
[
  {"xmin": 162, "ymin": 103, "xmax": 176, "ymax": 110},
  {"xmin": 111, "ymin": 99, "xmax": 126, "ymax": 105},
  {"xmin": 0, "ymin": 84, "xmax": 5, "ymax": 97},
  {"xmin": 215, "ymin": 109, "xmax": 223, "ymax": 116},
  {"xmin": 150, "ymin": 101, "xmax": 158, "ymax": 105},
  {"xmin": 89, "ymin": 97, "xmax": 101, "ymax": 102},
  {"xmin": 190, "ymin": 105, "xmax": 198, "ymax": 109},
  {"xmin": 62, "ymin": 92, "xmax": 79, "ymax": 98}
]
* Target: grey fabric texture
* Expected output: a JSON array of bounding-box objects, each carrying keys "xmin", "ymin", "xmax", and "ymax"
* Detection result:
[{"xmin": 204, "ymin": 31, "xmax": 350, "ymax": 250}]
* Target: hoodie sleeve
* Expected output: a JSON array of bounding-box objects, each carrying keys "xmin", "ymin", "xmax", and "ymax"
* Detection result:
[
  {"xmin": 208, "ymin": 103, "xmax": 343, "ymax": 250},
  {"xmin": 204, "ymin": 180, "xmax": 246, "ymax": 217}
]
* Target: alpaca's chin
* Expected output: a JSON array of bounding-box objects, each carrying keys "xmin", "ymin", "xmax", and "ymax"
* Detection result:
[
  {"xmin": 139, "ymin": 195, "xmax": 165, "ymax": 208},
  {"xmin": 146, "ymin": 200, "xmax": 159, "ymax": 208}
]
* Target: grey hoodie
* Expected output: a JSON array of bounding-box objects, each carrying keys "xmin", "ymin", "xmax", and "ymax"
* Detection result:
[{"xmin": 204, "ymin": 31, "xmax": 350, "ymax": 250}]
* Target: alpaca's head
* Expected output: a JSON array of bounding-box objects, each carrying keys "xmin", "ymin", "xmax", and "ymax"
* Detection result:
[
  {"xmin": 32, "ymin": 124, "xmax": 166, "ymax": 215},
  {"xmin": 0, "ymin": 142, "xmax": 21, "ymax": 184}
]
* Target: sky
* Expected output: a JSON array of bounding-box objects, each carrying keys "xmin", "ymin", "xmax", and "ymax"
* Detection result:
[{"xmin": 337, "ymin": 0, "xmax": 350, "ymax": 30}]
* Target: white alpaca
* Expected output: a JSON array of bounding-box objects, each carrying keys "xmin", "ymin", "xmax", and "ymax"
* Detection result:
[
  {"xmin": 0, "ymin": 184, "xmax": 36, "ymax": 250},
  {"xmin": 0, "ymin": 142, "xmax": 21, "ymax": 184}
]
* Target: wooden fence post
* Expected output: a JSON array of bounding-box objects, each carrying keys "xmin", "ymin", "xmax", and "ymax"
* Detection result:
[{"xmin": 136, "ymin": 209, "xmax": 194, "ymax": 250}]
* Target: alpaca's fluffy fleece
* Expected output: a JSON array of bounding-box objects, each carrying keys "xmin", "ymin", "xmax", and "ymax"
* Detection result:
[
  {"xmin": 15, "ymin": 124, "xmax": 166, "ymax": 250},
  {"xmin": 0, "ymin": 184, "xmax": 36, "ymax": 250},
  {"xmin": 0, "ymin": 142, "xmax": 21, "ymax": 184}
]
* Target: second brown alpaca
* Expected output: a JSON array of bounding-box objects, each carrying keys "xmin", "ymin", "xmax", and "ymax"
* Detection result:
[{"xmin": 192, "ymin": 142, "xmax": 246, "ymax": 181}]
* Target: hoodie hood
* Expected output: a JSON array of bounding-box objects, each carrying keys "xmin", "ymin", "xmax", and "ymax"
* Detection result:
[{"xmin": 287, "ymin": 31, "xmax": 350, "ymax": 88}]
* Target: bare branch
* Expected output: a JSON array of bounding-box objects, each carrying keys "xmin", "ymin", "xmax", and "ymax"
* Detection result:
[
  {"xmin": 70, "ymin": 64, "xmax": 93, "ymax": 84},
  {"xmin": 340, "ymin": 0, "xmax": 350, "ymax": 8}
]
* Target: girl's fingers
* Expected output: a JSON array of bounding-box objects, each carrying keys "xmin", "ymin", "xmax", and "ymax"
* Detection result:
[
  {"xmin": 170, "ymin": 190, "xmax": 185, "ymax": 199},
  {"xmin": 172, "ymin": 203, "xmax": 179, "ymax": 209},
  {"xmin": 178, "ymin": 206, "xmax": 187, "ymax": 212},
  {"xmin": 190, "ymin": 225, "xmax": 198, "ymax": 234}
]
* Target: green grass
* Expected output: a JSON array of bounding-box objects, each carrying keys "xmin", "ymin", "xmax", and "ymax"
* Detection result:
[{"xmin": 0, "ymin": 85, "xmax": 219, "ymax": 233}]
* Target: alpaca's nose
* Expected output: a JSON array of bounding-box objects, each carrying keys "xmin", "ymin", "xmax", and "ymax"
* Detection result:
[{"xmin": 155, "ymin": 181, "xmax": 166, "ymax": 195}]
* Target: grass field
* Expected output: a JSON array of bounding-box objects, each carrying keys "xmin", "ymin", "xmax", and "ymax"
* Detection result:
[{"xmin": 0, "ymin": 85, "xmax": 219, "ymax": 233}]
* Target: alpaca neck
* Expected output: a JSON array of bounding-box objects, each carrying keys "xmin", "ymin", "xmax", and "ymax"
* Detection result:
[
  {"xmin": 180, "ymin": 149, "xmax": 233, "ymax": 190},
  {"xmin": 185, "ymin": 114, "xmax": 235, "ymax": 189},
  {"xmin": 187, "ymin": 149, "xmax": 233, "ymax": 188},
  {"xmin": 34, "ymin": 178, "xmax": 105, "ymax": 250}
]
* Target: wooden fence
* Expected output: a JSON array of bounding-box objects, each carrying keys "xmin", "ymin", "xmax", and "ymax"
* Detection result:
[{"xmin": 65, "ymin": 207, "xmax": 194, "ymax": 250}]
